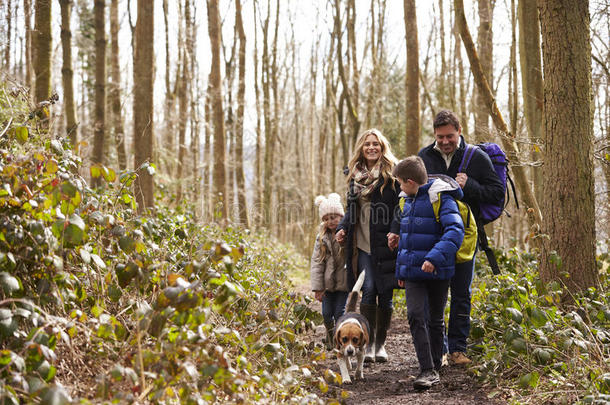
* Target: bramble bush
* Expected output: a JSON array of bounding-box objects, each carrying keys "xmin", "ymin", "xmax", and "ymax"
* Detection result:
[
  {"xmin": 0, "ymin": 82, "xmax": 326, "ymax": 404},
  {"xmin": 470, "ymin": 245, "xmax": 610, "ymax": 404}
]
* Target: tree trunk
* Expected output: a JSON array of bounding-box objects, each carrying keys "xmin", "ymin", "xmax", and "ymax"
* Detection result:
[
  {"xmin": 404, "ymin": 0, "xmax": 420, "ymax": 156},
  {"xmin": 518, "ymin": 0, "xmax": 544, "ymax": 203},
  {"xmin": 176, "ymin": 0, "xmax": 191, "ymax": 203},
  {"xmin": 162, "ymin": 0, "xmax": 175, "ymax": 177},
  {"xmin": 133, "ymin": 0, "xmax": 155, "ymax": 210},
  {"xmin": 253, "ymin": 0, "xmax": 262, "ymax": 227},
  {"xmin": 24, "ymin": 0, "xmax": 33, "ymax": 96},
  {"xmin": 334, "ymin": 0, "xmax": 361, "ymax": 162},
  {"xmin": 59, "ymin": 0, "xmax": 78, "ymax": 147},
  {"xmin": 539, "ymin": 0, "xmax": 597, "ymax": 291},
  {"xmin": 454, "ymin": 0, "xmax": 542, "ymax": 231},
  {"xmin": 110, "ymin": 0, "xmax": 126, "ymax": 170},
  {"xmin": 207, "ymin": 0, "xmax": 227, "ymax": 220},
  {"xmin": 33, "ymin": 0, "xmax": 51, "ymax": 103},
  {"xmin": 235, "ymin": 0, "xmax": 250, "ymax": 228},
  {"xmin": 474, "ymin": 0, "xmax": 493, "ymax": 143},
  {"xmin": 5, "ymin": 0, "xmax": 12, "ymax": 72},
  {"xmin": 92, "ymin": 0, "xmax": 106, "ymax": 187}
]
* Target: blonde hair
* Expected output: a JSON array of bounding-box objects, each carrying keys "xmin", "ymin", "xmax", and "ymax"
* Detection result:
[
  {"xmin": 315, "ymin": 221, "xmax": 343, "ymax": 263},
  {"xmin": 347, "ymin": 128, "xmax": 398, "ymax": 192}
]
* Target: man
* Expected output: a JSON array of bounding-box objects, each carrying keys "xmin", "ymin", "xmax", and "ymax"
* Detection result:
[{"xmin": 418, "ymin": 110, "xmax": 504, "ymax": 365}]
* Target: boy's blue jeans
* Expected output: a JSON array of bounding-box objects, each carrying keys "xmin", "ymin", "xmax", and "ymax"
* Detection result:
[
  {"xmin": 322, "ymin": 291, "xmax": 349, "ymax": 324},
  {"xmin": 445, "ymin": 256, "xmax": 475, "ymax": 353},
  {"xmin": 358, "ymin": 249, "xmax": 393, "ymax": 309},
  {"xmin": 405, "ymin": 279, "xmax": 450, "ymax": 371}
]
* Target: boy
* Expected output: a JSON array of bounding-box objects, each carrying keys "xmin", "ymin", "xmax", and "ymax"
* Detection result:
[{"xmin": 387, "ymin": 156, "xmax": 464, "ymax": 390}]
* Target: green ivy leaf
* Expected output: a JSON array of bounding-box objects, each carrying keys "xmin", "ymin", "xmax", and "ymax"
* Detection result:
[
  {"xmin": 39, "ymin": 385, "xmax": 71, "ymax": 405},
  {"xmin": 102, "ymin": 167, "xmax": 116, "ymax": 182},
  {"xmin": 15, "ymin": 126, "xmax": 28, "ymax": 143},
  {"xmin": 90, "ymin": 254, "xmax": 106, "ymax": 270},
  {"xmin": 90, "ymin": 165, "xmax": 101, "ymax": 179},
  {"xmin": 118, "ymin": 236, "xmax": 135, "ymax": 254},
  {"xmin": 0, "ymin": 272, "xmax": 21, "ymax": 295}
]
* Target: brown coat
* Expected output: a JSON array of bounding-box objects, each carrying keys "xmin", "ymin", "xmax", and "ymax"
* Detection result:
[{"xmin": 310, "ymin": 232, "xmax": 348, "ymax": 292}]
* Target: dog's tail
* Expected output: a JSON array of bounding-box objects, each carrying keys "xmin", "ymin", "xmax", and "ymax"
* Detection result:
[{"xmin": 345, "ymin": 271, "xmax": 365, "ymax": 313}]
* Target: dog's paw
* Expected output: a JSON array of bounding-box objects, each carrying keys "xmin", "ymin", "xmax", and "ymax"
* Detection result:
[
  {"xmin": 355, "ymin": 371, "xmax": 364, "ymax": 380},
  {"xmin": 341, "ymin": 376, "xmax": 353, "ymax": 384}
]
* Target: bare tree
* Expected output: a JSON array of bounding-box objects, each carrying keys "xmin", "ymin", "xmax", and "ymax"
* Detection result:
[
  {"xmin": 24, "ymin": 0, "xmax": 33, "ymax": 94},
  {"xmin": 133, "ymin": 0, "xmax": 155, "ymax": 210},
  {"xmin": 518, "ymin": 0, "xmax": 544, "ymax": 201},
  {"xmin": 33, "ymin": 0, "xmax": 52, "ymax": 103},
  {"xmin": 539, "ymin": 0, "xmax": 597, "ymax": 291},
  {"xmin": 92, "ymin": 0, "xmax": 106, "ymax": 187},
  {"xmin": 109, "ymin": 0, "xmax": 126, "ymax": 170},
  {"xmin": 59, "ymin": 0, "xmax": 78, "ymax": 147},
  {"xmin": 404, "ymin": 0, "xmax": 420, "ymax": 155},
  {"xmin": 454, "ymin": 0, "xmax": 542, "ymax": 231},
  {"xmin": 235, "ymin": 0, "xmax": 250, "ymax": 227},
  {"xmin": 474, "ymin": 0, "xmax": 493, "ymax": 143},
  {"xmin": 207, "ymin": 0, "xmax": 227, "ymax": 220},
  {"xmin": 176, "ymin": 0, "xmax": 191, "ymax": 203}
]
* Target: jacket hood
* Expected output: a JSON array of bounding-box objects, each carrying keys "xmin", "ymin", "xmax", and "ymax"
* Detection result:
[{"xmin": 426, "ymin": 174, "xmax": 464, "ymax": 203}]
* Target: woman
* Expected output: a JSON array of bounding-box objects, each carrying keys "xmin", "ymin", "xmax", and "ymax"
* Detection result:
[{"xmin": 335, "ymin": 128, "xmax": 400, "ymax": 363}]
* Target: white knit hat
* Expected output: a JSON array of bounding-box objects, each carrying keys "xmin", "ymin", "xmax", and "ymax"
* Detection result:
[{"xmin": 314, "ymin": 193, "xmax": 345, "ymax": 219}]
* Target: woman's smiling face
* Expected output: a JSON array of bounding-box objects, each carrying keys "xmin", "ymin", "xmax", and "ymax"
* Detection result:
[{"xmin": 362, "ymin": 134, "xmax": 382, "ymax": 167}]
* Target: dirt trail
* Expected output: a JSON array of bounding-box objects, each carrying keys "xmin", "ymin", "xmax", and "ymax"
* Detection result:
[{"xmin": 301, "ymin": 293, "xmax": 504, "ymax": 404}]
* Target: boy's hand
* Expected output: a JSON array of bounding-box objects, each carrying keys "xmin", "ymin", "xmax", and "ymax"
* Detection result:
[
  {"xmin": 387, "ymin": 232, "xmax": 399, "ymax": 250},
  {"xmin": 397, "ymin": 279, "xmax": 405, "ymax": 288},
  {"xmin": 335, "ymin": 229, "xmax": 346, "ymax": 245},
  {"xmin": 314, "ymin": 291, "xmax": 324, "ymax": 302},
  {"xmin": 421, "ymin": 260, "xmax": 435, "ymax": 273}
]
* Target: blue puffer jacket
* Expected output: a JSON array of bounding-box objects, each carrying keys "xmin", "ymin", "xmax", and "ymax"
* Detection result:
[{"xmin": 393, "ymin": 179, "xmax": 465, "ymax": 281}]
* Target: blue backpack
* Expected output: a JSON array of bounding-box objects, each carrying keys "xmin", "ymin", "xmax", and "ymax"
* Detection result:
[{"xmin": 458, "ymin": 142, "xmax": 519, "ymax": 225}]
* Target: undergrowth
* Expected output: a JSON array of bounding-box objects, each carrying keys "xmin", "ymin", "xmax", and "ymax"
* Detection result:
[
  {"xmin": 471, "ymin": 246, "xmax": 610, "ymax": 404},
  {"xmin": 0, "ymin": 83, "xmax": 326, "ymax": 403}
]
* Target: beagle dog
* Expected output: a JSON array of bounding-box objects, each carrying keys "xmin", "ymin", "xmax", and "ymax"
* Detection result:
[{"xmin": 334, "ymin": 271, "xmax": 369, "ymax": 384}]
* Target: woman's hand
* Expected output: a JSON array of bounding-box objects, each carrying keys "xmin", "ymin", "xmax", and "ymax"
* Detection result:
[
  {"xmin": 335, "ymin": 229, "xmax": 346, "ymax": 245},
  {"xmin": 387, "ymin": 232, "xmax": 399, "ymax": 250},
  {"xmin": 314, "ymin": 291, "xmax": 325, "ymax": 302}
]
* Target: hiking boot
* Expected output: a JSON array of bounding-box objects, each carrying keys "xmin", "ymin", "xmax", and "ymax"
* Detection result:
[
  {"xmin": 449, "ymin": 352, "xmax": 471, "ymax": 365},
  {"xmin": 413, "ymin": 369, "xmax": 440, "ymax": 390},
  {"xmin": 375, "ymin": 307, "xmax": 392, "ymax": 363},
  {"xmin": 360, "ymin": 304, "xmax": 377, "ymax": 363}
]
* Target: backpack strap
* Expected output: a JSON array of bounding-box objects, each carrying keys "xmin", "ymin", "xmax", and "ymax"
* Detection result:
[
  {"xmin": 506, "ymin": 172, "xmax": 519, "ymax": 209},
  {"xmin": 477, "ymin": 225, "xmax": 500, "ymax": 275},
  {"xmin": 458, "ymin": 144, "xmax": 477, "ymax": 173}
]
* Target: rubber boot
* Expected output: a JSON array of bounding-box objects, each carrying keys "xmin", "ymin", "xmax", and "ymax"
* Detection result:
[
  {"xmin": 375, "ymin": 307, "xmax": 392, "ymax": 362},
  {"xmin": 323, "ymin": 320, "xmax": 335, "ymax": 351},
  {"xmin": 360, "ymin": 304, "xmax": 377, "ymax": 363}
]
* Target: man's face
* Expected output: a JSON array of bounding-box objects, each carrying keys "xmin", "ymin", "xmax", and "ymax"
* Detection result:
[{"xmin": 434, "ymin": 124, "xmax": 461, "ymax": 155}]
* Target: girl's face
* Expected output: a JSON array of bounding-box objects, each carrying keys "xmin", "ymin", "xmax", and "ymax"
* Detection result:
[
  {"xmin": 323, "ymin": 213, "xmax": 343, "ymax": 231},
  {"xmin": 362, "ymin": 134, "xmax": 382, "ymax": 167}
]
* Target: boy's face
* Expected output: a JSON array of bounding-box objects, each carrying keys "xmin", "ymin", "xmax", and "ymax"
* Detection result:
[
  {"xmin": 322, "ymin": 213, "xmax": 343, "ymax": 231},
  {"xmin": 398, "ymin": 178, "xmax": 418, "ymax": 196}
]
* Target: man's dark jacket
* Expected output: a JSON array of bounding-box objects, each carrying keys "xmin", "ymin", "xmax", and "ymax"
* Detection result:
[
  {"xmin": 418, "ymin": 136, "xmax": 504, "ymax": 225},
  {"xmin": 336, "ymin": 178, "xmax": 400, "ymax": 292}
]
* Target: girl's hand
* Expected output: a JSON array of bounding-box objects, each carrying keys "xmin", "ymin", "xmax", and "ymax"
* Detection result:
[
  {"xmin": 397, "ymin": 279, "xmax": 405, "ymax": 288},
  {"xmin": 314, "ymin": 291, "xmax": 325, "ymax": 302},
  {"xmin": 335, "ymin": 229, "xmax": 346, "ymax": 245},
  {"xmin": 421, "ymin": 260, "xmax": 435, "ymax": 273}
]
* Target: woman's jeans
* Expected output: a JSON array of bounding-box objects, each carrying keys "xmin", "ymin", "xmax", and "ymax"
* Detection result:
[
  {"xmin": 358, "ymin": 249, "xmax": 393, "ymax": 309},
  {"xmin": 405, "ymin": 279, "xmax": 450, "ymax": 371},
  {"xmin": 322, "ymin": 291, "xmax": 349, "ymax": 324}
]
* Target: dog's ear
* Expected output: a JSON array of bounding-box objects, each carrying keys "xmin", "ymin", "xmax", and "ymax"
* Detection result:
[
  {"xmin": 334, "ymin": 328, "xmax": 341, "ymax": 350},
  {"xmin": 361, "ymin": 328, "xmax": 369, "ymax": 346}
]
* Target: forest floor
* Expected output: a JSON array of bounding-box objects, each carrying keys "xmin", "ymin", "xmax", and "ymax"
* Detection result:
[{"xmin": 298, "ymin": 286, "xmax": 507, "ymax": 405}]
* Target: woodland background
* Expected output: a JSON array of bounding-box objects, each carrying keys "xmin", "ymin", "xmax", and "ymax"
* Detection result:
[
  {"xmin": 0, "ymin": 0, "xmax": 610, "ymax": 403},
  {"xmin": 0, "ymin": 0, "xmax": 608, "ymax": 301}
]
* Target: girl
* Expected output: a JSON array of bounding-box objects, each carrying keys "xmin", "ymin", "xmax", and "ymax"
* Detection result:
[
  {"xmin": 311, "ymin": 193, "xmax": 348, "ymax": 350},
  {"xmin": 335, "ymin": 128, "xmax": 400, "ymax": 362}
]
